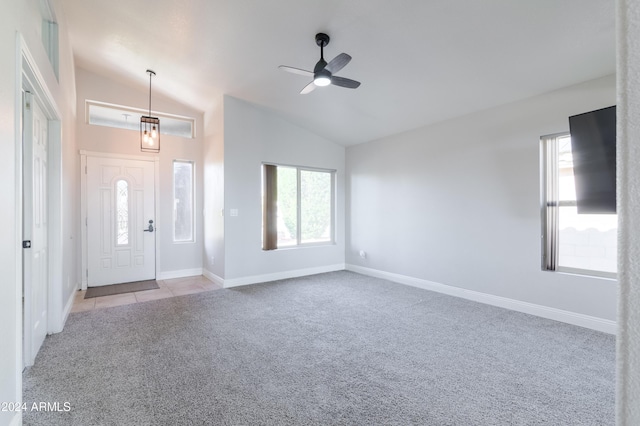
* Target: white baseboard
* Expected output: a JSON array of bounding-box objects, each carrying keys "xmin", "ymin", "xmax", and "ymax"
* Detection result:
[
  {"xmin": 202, "ymin": 269, "xmax": 224, "ymax": 287},
  {"xmin": 156, "ymin": 268, "xmax": 204, "ymax": 281},
  {"xmin": 9, "ymin": 412, "xmax": 21, "ymax": 426},
  {"xmin": 48, "ymin": 285, "xmax": 76, "ymax": 334},
  {"xmin": 222, "ymin": 263, "xmax": 346, "ymax": 288},
  {"xmin": 346, "ymin": 264, "xmax": 617, "ymax": 335},
  {"xmin": 58, "ymin": 288, "xmax": 75, "ymax": 332}
]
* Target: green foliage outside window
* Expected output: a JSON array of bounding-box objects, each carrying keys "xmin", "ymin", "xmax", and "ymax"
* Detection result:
[{"xmin": 276, "ymin": 167, "xmax": 332, "ymax": 245}]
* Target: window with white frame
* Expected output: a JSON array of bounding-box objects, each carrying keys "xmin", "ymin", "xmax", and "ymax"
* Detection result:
[
  {"xmin": 39, "ymin": 0, "xmax": 59, "ymax": 80},
  {"xmin": 87, "ymin": 100, "xmax": 195, "ymax": 138},
  {"xmin": 262, "ymin": 164, "xmax": 335, "ymax": 250},
  {"xmin": 173, "ymin": 160, "xmax": 194, "ymax": 242},
  {"xmin": 541, "ymin": 133, "xmax": 617, "ymax": 277}
]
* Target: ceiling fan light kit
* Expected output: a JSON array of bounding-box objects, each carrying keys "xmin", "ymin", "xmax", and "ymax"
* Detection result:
[
  {"xmin": 314, "ymin": 70, "xmax": 331, "ymax": 87},
  {"xmin": 279, "ymin": 33, "xmax": 361, "ymax": 94}
]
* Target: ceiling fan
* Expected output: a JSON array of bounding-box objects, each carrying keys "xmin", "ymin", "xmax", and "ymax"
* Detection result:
[{"xmin": 279, "ymin": 33, "xmax": 361, "ymax": 94}]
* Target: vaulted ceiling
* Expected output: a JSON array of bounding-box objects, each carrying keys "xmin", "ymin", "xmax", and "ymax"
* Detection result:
[{"xmin": 60, "ymin": 0, "xmax": 615, "ymax": 146}]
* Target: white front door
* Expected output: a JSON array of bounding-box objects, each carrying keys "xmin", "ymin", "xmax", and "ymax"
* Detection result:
[
  {"xmin": 86, "ymin": 156, "xmax": 156, "ymax": 286},
  {"xmin": 23, "ymin": 92, "xmax": 48, "ymax": 367}
]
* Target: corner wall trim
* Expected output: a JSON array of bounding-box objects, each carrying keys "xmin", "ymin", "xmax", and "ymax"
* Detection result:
[
  {"xmin": 56, "ymin": 288, "xmax": 76, "ymax": 334},
  {"xmin": 222, "ymin": 263, "xmax": 346, "ymax": 289},
  {"xmin": 346, "ymin": 264, "xmax": 616, "ymax": 335},
  {"xmin": 156, "ymin": 268, "xmax": 204, "ymax": 281},
  {"xmin": 202, "ymin": 269, "xmax": 224, "ymax": 287},
  {"xmin": 9, "ymin": 412, "xmax": 21, "ymax": 426}
]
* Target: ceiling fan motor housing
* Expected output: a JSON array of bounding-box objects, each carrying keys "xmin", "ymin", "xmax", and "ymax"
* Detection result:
[
  {"xmin": 314, "ymin": 59, "xmax": 328, "ymax": 73},
  {"xmin": 315, "ymin": 33, "xmax": 330, "ymax": 47}
]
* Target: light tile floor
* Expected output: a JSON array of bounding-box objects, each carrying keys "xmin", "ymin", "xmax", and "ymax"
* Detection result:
[{"xmin": 71, "ymin": 275, "xmax": 223, "ymax": 313}]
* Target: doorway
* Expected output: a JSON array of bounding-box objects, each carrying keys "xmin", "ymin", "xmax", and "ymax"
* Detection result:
[
  {"xmin": 19, "ymin": 39, "xmax": 65, "ymax": 368},
  {"xmin": 81, "ymin": 153, "xmax": 158, "ymax": 288},
  {"xmin": 22, "ymin": 92, "xmax": 49, "ymax": 367}
]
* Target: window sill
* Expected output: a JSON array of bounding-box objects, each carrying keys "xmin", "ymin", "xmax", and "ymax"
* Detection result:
[
  {"xmin": 552, "ymin": 267, "xmax": 617, "ymax": 281},
  {"xmin": 173, "ymin": 240, "xmax": 196, "ymax": 245},
  {"xmin": 263, "ymin": 242, "xmax": 336, "ymax": 252}
]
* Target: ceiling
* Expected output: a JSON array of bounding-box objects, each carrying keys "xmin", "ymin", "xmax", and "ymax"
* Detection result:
[{"xmin": 59, "ymin": 0, "xmax": 615, "ymax": 146}]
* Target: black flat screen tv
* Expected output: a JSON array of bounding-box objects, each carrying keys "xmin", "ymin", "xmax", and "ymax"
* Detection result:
[{"xmin": 568, "ymin": 105, "xmax": 616, "ymax": 214}]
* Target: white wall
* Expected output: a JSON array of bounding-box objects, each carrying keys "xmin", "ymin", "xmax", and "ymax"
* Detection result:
[
  {"xmin": 616, "ymin": 0, "xmax": 640, "ymax": 422},
  {"xmin": 0, "ymin": 3, "xmax": 25, "ymax": 424},
  {"xmin": 54, "ymin": 0, "xmax": 78, "ymax": 333},
  {"xmin": 220, "ymin": 96, "xmax": 345, "ymax": 284},
  {"xmin": 75, "ymin": 68, "xmax": 205, "ymax": 278},
  {"xmin": 346, "ymin": 75, "xmax": 617, "ymax": 323},
  {"xmin": 1, "ymin": 0, "xmax": 77, "ymax": 424},
  {"xmin": 203, "ymin": 96, "xmax": 225, "ymax": 281}
]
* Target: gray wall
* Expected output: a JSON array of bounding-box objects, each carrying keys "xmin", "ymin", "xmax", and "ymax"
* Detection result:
[
  {"xmin": 220, "ymin": 96, "xmax": 345, "ymax": 283},
  {"xmin": 616, "ymin": 0, "xmax": 640, "ymax": 422},
  {"xmin": 346, "ymin": 75, "xmax": 617, "ymax": 321}
]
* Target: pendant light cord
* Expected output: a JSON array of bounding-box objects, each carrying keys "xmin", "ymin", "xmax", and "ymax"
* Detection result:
[{"xmin": 146, "ymin": 69, "xmax": 155, "ymax": 117}]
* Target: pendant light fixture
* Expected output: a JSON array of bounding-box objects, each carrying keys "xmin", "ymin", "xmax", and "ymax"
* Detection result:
[{"xmin": 140, "ymin": 69, "xmax": 160, "ymax": 152}]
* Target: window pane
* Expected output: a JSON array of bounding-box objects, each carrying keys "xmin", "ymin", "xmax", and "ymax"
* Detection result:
[
  {"xmin": 116, "ymin": 180, "xmax": 128, "ymax": 245},
  {"xmin": 300, "ymin": 170, "xmax": 332, "ymax": 244},
  {"xmin": 555, "ymin": 134, "xmax": 617, "ymax": 273},
  {"xmin": 41, "ymin": 20, "xmax": 59, "ymax": 80},
  {"xmin": 558, "ymin": 206, "xmax": 617, "ymax": 273},
  {"xmin": 173, "ymin": 161, "xmax": 193, "ymax": 242},
  {"xmin": 277, "ymin": 167, "xmax": 297, "ymax": 247},
  {"xmin": 88, "ymin": 102, "xmax": 195, "ymax": 138},
  {"xmin": 543, "ymin": 133, "xmax": 618, "ymax": 275},
  {"xmin": 557, "ymin": 136, "xmax": 576, "ymax": 201}
]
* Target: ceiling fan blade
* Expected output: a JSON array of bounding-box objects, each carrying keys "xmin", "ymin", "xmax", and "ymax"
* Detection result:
[
  {"xmin": 325, "ymin": 53, "xmax": 351, "ymax": 74},
  {"xmin": 279, "ymin": 65, "xmax": 314, "ymax": 77},
  {"xmin": 300, "ymin": 81, "xmax": 317, "ymax": 94},
  {"xmin": 331, "ymin": 76, "xmax": 361, "ymax": 89}
]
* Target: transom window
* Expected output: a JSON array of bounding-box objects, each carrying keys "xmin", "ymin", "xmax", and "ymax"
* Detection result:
[
  {"xmin": 39, "ymin": 0, "xmax": 59, "ymax": 80},
  {"xmin": 86, "ymin": 100, "xmax": 195, "ymax": 138},
  {"xmin": 262, "ymin": 164, "xmax": 335, "ymax": 250}
]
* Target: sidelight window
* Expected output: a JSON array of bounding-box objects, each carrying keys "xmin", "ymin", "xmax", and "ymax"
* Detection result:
[{"xmin": 173, "ymin": 160, "xmax": 194, "ymax": 242}]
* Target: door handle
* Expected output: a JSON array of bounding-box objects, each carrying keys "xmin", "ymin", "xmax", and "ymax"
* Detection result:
[{"xmin": 143, "ymin": 220, "xmax": 154, "ymax": 232}]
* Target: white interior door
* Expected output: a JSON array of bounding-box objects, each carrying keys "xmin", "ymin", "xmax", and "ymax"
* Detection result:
[
  {"xmin": 23, "ymin": 92, "xmax": 48, "ymax": 367},
  {"xmin": 87, "ymin": 156, "xmax": 156, "ymax": 286}
]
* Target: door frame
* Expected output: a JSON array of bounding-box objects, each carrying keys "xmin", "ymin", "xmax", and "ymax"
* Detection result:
[
  {"xmin": 80, "ymin": 151, "xmax": 160, "ymax": 290},
  {"xmin": 16, "ymin": 34, "xmax": 64, "ymax": 368}
]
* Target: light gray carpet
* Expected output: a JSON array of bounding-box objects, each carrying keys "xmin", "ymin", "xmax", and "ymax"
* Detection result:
[
  {"xmin": 23, "ymin": 271, "xmax": 615, "ymax": 425},
  {"xmin": 84, "ymin": 280, "xmax": 159, "ymax": 299}
]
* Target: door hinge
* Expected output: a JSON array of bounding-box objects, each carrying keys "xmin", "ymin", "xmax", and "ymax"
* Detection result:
[
  {"xmin": 86, "ymin": 269, "xmax": 88, "ymax": 278},
  {"xmin": 85, "ymin": 165, "xmax": 87, "ymax": 174},
  {"xmin": 22, "ymin": 240, "xmax": 31, "ymax": 249},
  {"xmin": 85, "ymin": 217, "xmax": 88, "ymax": 226}
]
